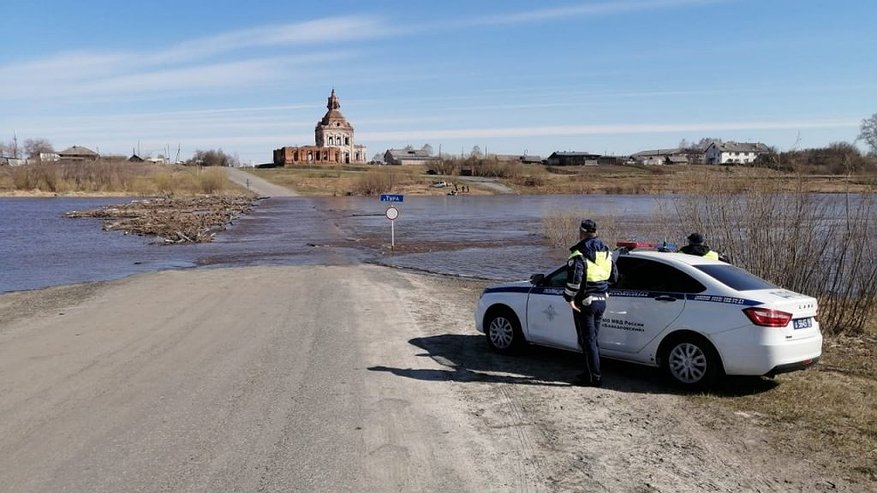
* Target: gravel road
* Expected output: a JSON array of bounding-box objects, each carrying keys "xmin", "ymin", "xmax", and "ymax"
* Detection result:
[
  {"xmin": 0, "ymin": 266, "xmax": 854, "ymax": 492},
  {"xmin": 225, "ymin": 167, "xmax": 299, "ymax": 197}
]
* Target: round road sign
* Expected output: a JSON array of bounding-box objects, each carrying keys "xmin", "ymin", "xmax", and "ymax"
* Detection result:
[{"xmin": 385, "ymin": 206, "xmax": 399, "ymax": 221}]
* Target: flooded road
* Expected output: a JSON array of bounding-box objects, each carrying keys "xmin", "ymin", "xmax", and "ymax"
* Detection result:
[{"xmin": 1, "ymin": 195, "xmax": 670, "ymax": 293}]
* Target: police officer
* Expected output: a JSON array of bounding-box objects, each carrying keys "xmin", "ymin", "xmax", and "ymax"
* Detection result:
[
  {"xmin": 564, "ymin": 219, "xmax": 617, "ymax": 387},
  {"xmin": 679, "ymin": 232, "xmax": 720, "ymax": 260}
]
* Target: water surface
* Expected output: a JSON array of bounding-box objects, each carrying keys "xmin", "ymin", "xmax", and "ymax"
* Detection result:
[{"xmin": 1, "ymin": 195, "xmax": 672, "ymax": 293}]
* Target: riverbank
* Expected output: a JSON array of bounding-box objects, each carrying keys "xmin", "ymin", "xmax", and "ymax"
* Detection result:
[
  {"xmin": 4, "ymin": 162, "xmax": 874, "ymax": 198},
  {"xmin": 0, "ymin": 265, "xmax": 872, "ymax": 490},
  {"xmin": 245, "ymin": 163, "xmax": 877, "ymax": 196}
]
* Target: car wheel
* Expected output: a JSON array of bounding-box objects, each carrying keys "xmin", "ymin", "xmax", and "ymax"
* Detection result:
[
  {"xmin": 661, "ymin": 336, "xmax": 720, "ymax": 389},
  {"xmin": 485, "ymin": 309, "xmax": 524, "ymax": 354}
]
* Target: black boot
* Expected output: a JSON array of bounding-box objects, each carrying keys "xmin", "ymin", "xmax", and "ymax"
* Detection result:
[{"xmin": 571, "ymin": 373, "xmax": 592, "ymax": 387}]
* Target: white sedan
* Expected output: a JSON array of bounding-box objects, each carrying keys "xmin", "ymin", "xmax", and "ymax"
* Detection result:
[{"xmin": 475, "ymin": 248, "xmax": 823, "ymax": 388}]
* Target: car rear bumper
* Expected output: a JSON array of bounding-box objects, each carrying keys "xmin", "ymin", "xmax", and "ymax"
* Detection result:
[
  {"xmin": 713, "ymin": 330, "xmax": 823, "ymax": 376},
  {"xmin": 765, "ymin": 356, "xmax": 820, "ymax": 377}
]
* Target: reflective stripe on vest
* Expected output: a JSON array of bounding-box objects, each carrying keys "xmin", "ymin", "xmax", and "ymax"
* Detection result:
[
  {"xmin": 569, "ymin": 250, "xmax": 612, "ymax": 282},
  {"xmin": 704, "ymin": 250, "xmax": 719, "ymax": 260}
]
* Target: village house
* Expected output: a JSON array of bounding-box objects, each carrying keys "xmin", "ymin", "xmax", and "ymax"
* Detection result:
[
  {"xmin": 545, "ymin": 151, "xmax": 601, "ymax": 166},
  {"xmin": 383, "ymin": 148, "xmax": 440, "ymax": 166},
  {"xmin": 58, "ymin": 145, "xmax": 99, "ymax": 161},
  {"xmin": 491, "ymin": 154, "xmax": 545, "ymax": 164},
  {"xmin": 631, "ymin": 148, "xmax": 690, "ymax": 165},
  {"xmin": 273, "ymin": 90, "xmax": 367, "ymax": 166},
  {"xmin": 704, "ymin": 141, "xmax": 770, "ymax": 164}
]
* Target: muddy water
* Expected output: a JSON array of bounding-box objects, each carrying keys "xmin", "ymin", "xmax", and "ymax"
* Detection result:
[{"xmin": 0, "ymin": 195, "xmax": 669, "ymax": 293}]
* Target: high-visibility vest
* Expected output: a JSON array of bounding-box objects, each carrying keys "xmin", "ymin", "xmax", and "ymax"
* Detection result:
[
  {"xmin": 569, "ymin": 249, "xmax": 613, "ymax": 282},
  {"xmin": 704, "ymin": 250, "xmax": 720, "ymax": 260}
]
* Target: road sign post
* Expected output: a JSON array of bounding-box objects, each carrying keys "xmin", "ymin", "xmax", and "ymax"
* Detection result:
[
  {"xmin": 385, "ymin": 206, "xmax": 399, "ymax": 250},
  {"xmin": 380, "ymin": 195, "xmax": 403, "ymax": 250}
]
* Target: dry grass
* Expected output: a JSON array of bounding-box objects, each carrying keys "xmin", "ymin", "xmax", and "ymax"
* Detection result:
[
  {"xmin": 509, "ymin": 164, "xmax": 877, "ymax": 195},
  {"xmin": 691, "ymin": 329, "xmax": 877, "ymax": 483},
  {"xmin": 0, "ymin": 160, "xmax": 244, "ymax": 196},
  {"xmin": 246, "ymin": 163, "xmax": 876, "ymax": 197},
  {"xmin": 248, "ymin": 165, "xmax": 492, "ymax": 196},
  {"xmin": 673, "ymin": 168, "xmax": 877, "ymax": 336}
]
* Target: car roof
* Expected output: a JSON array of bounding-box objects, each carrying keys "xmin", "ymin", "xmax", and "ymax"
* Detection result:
[{"xmin": 621, "ymin": 250, "xmax": 725, "ymax": 266}]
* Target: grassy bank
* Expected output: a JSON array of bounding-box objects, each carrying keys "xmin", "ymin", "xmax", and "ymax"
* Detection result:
[
  {"xmin": 247, "ymin": 165, "xmax": 492, "ymax": 196},
  {"xmin": 692, "ymin": 329, "xmax": 877, "ymax": 483},
  {"xmin": 0, "ymin": 161, "xmax": 245, "ymax": 196},
  {"xmin": 250, "ymin": 162, "xmax": 877, "ymax": 196}
]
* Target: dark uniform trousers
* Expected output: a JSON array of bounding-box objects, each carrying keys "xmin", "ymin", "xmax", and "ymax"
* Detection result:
[{"xmin": 572, "ymin": 298, "xmax": 606, "ymax": 382}]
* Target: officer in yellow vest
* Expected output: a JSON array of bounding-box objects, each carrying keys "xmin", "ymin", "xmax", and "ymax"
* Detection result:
[
  {"xmin": 679, "ymin": 233, "xmax": 720, "ymax": 260},
  {"xmin": 564, "ymin": 219, "xmax": 618, "ymax": 387}
]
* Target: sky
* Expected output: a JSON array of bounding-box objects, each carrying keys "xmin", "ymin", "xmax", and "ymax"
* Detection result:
[{"xmin": 1, "ymin": 0, "xmax": 875, "ymax": 164}]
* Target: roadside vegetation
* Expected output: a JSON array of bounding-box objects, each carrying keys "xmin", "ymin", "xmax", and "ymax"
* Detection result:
[
  {"xmin": 251, "ymin": 155, "xmax": 876, "ymax": 197},
  {"xmin": 247, "ymin": 164, "xmax": 490, "ymax": 196},
  {"xmin": 541, "ymin": 172, "xmax": 877, "ymax": 483},
  {"xmin": 0, "ymin": 160, "xmax": 243, "ymax": 196}
]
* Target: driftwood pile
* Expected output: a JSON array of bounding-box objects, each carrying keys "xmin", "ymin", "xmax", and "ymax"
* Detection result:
[{"xmin": 66, "ymin": 196, "xmax": 259, "ymax": 244}]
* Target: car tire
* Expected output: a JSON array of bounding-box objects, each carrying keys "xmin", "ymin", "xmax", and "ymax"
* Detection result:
[
  {"xmin": 484, "ymin": 309, "xmax": 524, "ymax": 355},
  {"xmin": 660, "ymin": 335, "xmax": 721, "ymax": 389}
]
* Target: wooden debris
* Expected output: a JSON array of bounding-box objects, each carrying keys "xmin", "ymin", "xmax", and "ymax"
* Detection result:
[{"xmin": 66, "ymin": 196, "xmax": 259, "ymax": 244}]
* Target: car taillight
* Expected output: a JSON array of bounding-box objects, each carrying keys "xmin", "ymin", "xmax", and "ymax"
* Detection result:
[{"xmin": 743, "ymin": 307, "xmax": 793, "ymax": 327}]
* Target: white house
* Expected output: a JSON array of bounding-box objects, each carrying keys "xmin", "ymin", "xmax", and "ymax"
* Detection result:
[{"xmin": 704, "ymin": 142, "xmax": 770, "ymax": 165}]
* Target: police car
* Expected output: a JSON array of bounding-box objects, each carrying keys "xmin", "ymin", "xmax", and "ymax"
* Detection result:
[{"xmin": 474, "ymin": 242, "xmax": 822, "ymax": 388}]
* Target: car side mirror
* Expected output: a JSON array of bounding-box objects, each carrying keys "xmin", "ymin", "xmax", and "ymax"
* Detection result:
[{"xmin": 529, "ymin": 273, "xmax": 545, "ymax": 285}]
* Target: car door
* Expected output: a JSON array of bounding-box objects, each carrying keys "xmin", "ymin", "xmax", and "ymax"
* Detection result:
[
  {"xmin": 604, "ymin": 257, "xmax": 704, "ymax": 353},
  {"xmin": 525, "ymin": 267, "xmax": 578, "ymax": 350}
]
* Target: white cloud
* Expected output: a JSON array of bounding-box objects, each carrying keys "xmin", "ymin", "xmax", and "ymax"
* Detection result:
[
  {"xmin": 0, "ymin": 14, "xmax": 385, "ymax": 103},
  {"xmin": 146, "ymin": 16, "xmax": 388, "ymax": 64},
  {"xmin": 0, "ymin": 51, "xmax": 354, "ymax": 101},
  {"xmin": 360, "ymin": 119, "xmax": 859, "ymax": 141},
  {"xmin": 433, "ymin": 0, "xmax": 727, "ymax": 29}
]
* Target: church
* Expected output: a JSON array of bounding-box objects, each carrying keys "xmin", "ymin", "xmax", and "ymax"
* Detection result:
[{"xmin": 273, "ymin": 89, "xmax": 368, "ymax": 166}]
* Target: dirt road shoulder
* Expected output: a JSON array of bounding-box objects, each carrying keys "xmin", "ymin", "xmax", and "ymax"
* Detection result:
[{"xmin": 0, "ymin": 266, "xmax": 869, "ymax": 491}]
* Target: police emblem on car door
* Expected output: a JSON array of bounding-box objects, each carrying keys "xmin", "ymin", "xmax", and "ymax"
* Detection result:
[{"xmin": 526, "ymin": 267, "xmax": 578, "ymax": 350}]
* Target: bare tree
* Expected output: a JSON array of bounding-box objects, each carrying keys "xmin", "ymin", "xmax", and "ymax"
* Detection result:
[
  {"xmin": 696, "ymin": 137, "xmax": 722, "ymax": 150},
  {"xmin": 3, "ymin": 135, "xmax": 21, "ymax": 158},
  {"xmin": 187, "ymin": 149, "xmax": 239, "ymax": 167},
  {"xmin": 421, "ymin": 143, "xmax": 434, "ymax": 155},
  {"xmin": 858, "ymin": 113, "xmax": 877, "ymax": 155},
  {"xmin": 470, "ymin": 145, "xmax": 483, "ymax": 158},
  {"xmin": 24, "ymin": 138, "xmax": 54, "ymax": 160}
]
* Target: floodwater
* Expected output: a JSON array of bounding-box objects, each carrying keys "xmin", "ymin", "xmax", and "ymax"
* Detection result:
[{"xmin": 1, "ymin": 195, "xmax": 673, "ymax": 293}]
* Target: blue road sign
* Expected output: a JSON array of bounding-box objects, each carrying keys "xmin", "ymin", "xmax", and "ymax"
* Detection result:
[{"xmin": 380, "ymin": 194, "xmax": 404, "ymax": 202}]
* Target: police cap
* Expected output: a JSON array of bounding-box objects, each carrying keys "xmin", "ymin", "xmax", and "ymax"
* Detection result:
[
  {"xmin": 580, "ymin": 219, "xmax": 598, "ymax": 233},
  {"xmin": 687, "ymin": 232, "xmax": 705, "ymax": 244}
]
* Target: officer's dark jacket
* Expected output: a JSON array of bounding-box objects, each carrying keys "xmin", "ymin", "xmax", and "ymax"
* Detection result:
[
  {"xmin": 563, "ymin": 237, "xmax": 618, "ymax": 302},
  {"xmin": 680, "ymin": 244, "xmax": 712, "ymax": 256},
  {"xmin": 680, "ymin": 244, "xmax": 723, "ymax": 262}
]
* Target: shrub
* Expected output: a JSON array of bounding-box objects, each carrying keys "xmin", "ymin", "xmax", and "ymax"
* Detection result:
[
  {"xmin": 197, "ymin": 167, "xmax": 229, "ymax": 194},
  {"xmin": 542, "ymin": 210, "xmax": 621, "ymax": 252},
  {"xmin": 542, "ymin": 174, "xmax": 877, "ymax": 335},
  {"xmin": 353, "ymin": 168, "xmax": 399, "ymax": 196},
  {"xmin": 673, "ymin": 172, "xmax": 877, "ymax": 335}
]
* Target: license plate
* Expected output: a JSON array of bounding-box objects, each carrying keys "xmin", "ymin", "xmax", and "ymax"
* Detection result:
[{"xmin": 793, "ymin": 317, "xmax": 813, "ymax": 330}]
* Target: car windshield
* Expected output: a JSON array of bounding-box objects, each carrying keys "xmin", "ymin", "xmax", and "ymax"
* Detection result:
[{"xmin": 695, "ymin": 264, "xmax": 777, "ymax": 291}]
